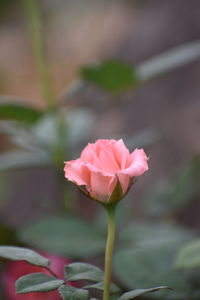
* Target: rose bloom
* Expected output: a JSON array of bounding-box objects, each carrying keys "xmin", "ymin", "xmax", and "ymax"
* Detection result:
[
  {"xmin": 64, "ymin": 139, "xmax": 148, "ymax": 203},
  {"xmin": 2, "ymin": 253, "xmax": 70, "ymax": 300}
]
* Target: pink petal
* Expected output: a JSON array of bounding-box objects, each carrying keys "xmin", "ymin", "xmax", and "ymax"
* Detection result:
[
  {"xmin": 131, "ymin": 148, "xmax": 148, "ymax": 163},
  {"xmin": 80, "ymin": 143, "xmax": 96, "ymax": 164},
  {"xmin": 121, "ymin": 149, "xmax": 148, "ymax": 177},
  {"xmin": 112, "ymin": 139, "xmax": 130, "ymax": 169},
  {"xmin": 64, "ymin": 159, "xmax": 89, "ymax": 186},
  {"xmin": 97, "ymin": 147, "xmax": 119, "ymax": 174},
  {"xmin": 89, "ymin": 171, "xmax": 115, "ymax": 202}
]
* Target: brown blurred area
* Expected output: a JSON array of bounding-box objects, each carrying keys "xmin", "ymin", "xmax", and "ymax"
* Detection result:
[
  {"xmin": 0, "ymin": 0, "xmax": 131, "ymax": 106},
  {"xmin": 0, "ymin": 3, "xmax": 200, "ymax": 300},
  {"xmin": 0, "ymin": 0, "xmax": 200, "ymax": 225}
]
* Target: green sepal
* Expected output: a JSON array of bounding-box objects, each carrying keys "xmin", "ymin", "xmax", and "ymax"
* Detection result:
[{"xmin": 108, "ymin": 178, "xmax": 124, "ymax": 204}]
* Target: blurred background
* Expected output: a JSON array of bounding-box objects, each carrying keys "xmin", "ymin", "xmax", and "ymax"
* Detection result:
[{"xmin": 0, "ymin": 0, "xmax": 200, "ymax": 299}]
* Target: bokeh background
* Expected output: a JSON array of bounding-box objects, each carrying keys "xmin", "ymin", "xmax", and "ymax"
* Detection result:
[{"xmin": 0, "ymin": 1, "xmax": 200, "ymax": 299}]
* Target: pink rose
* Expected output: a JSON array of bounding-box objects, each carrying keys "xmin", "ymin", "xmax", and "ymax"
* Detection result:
[
  {"xmin": 2, "ymin": 253, "xmax": 71, "ymax": 300},
  {"xmin": 64, "ymin": 139, "xmax": 148, "ymax": 203}
]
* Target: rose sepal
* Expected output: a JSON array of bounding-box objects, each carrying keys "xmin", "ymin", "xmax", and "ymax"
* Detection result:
[
  {"xmin": 107, "ymin": 177, "xmax": 124, "ymax": 204},
  {"xmin": 76, "ymin": 176, "xmax": 136, "ymax": 206},
  {"xmin": 76, "ymin": 178, "xmax": 124, "ymax": 205},
  {"xmin": 76, "ymin": 184, "xmax": 101, "ymax": 204},
  {"xmin": 105, "ymin": 177, "xmax": 136, "ymax": 206}
]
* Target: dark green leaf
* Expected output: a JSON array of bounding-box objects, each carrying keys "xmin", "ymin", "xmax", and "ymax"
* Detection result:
[
  {"xmin": 16, "ymin": 273, "xmax": 64, "ymax": 294},
  {"xmin": 111, "ymin": 296, "xmax": 120, "ymax": 300},
  {"xmin": 18, "ymin": 216, "xmax": 105, "ymax": 258},
  {"xmin": 118, "ymin": 286, "xmax": 172, "ymax": 300},
  {"xmin": 84, "ymin": 281, "xmax": 121, "ymax": 294},
  {"xmin": 175, "ymin": 239, "xmax": 200, "ymax": 268},
  {"xmin": 59, "ymin": 285, "xmax": 89, "ymax": 300},
  {"xmin": 64, "ymin": 262, "xmax": 103, "ymax": 282},
  {"xmin": 0, "ymin": 246, "xmax": 49, "ymax": 267},
  {"xmin": 80, "ymin": 60, "xmax": 138, "ymax": 92},
  {"xmin": 81, "ymin": 42, "xmax": 200, "ymax": 93},
  {"xmin": 0, "ymin": 223, "xmax": 16, "ymax": 245},
  {"xmin": 0, "ymin": 98, "xmax": 43, "ymax": 123}
]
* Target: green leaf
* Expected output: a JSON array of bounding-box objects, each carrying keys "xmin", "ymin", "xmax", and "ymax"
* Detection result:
[
  {"xmin": 0, "ymin": 151, "xmax": 50, "ymax": 171},
  {"xmin": 0, "ymin": 98, "xmax": 43, "ymax": 123},
  {"xmin": 59, "ymin": 285, "xmax": 89, "ymax": 300},
  {"xmin": 119, "ymin": 223, "xmax": 193, "ymax": 249},
  {"xmin": 118, "ymin": 286, "xmax": 172, "ymax": 300},
  {"xmin": 18, "ymin": 216, "xmax": 105, "ymax": 258},
  {"xmin": 114, "ymin": 224, "xmax": 193, "ymax": 299},
  {"xmin": 175, "ymin": 239, "xmax": 200, "ymax": 268},
  {"xmin": 16, "ymin": 273, "xmax": 64, "ymax": 294},
  {"xmin": 58, "ymin": 285, "xmax": 75, "ymax": 299},
  {"xmin": 64, "ymin": 262, "xmax": 104, "ymax": 282},
  {"xmin": 81, "ymin": 41, "xmax": 200, "ymax": 93},
  {"xmin": 80, "ymin": 60, "xmax": 138, "ymax": 92},
  {"xmin": 0, "ymin": 246, "xmax": 50, "ymax": 267},
  {"xmin": 84, "ymin": 281, "xmax": 121, "ymax": 294}
]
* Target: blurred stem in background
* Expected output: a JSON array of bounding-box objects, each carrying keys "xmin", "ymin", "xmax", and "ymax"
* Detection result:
[
  {"xmin": 54, "ymin": 116, "xmax": 76, "ymax": 213},
  {"xmin": 21, "ymin": 0, "xmax": 56, "ymax": 109},
  {"xmin": 21, "ymin": 0, "xmax": 75, "ymax": 213}
]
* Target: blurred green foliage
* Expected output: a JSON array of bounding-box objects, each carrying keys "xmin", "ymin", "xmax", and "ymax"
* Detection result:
[
  {"xmin": 0, "ymin": 0, "xmax": 13, "ymax": 12},
  {"xmin": 175, "ymin": 239, "xmax": 200, "ymax": 269},
  {"xmin": 0, "ymin": 100, "xmax": 43, "ymax": 124},
  {"xmin": 114, "ymin": 223, "xmax": 194, "ymax": 300},
  {"xmin": 18, "ymin": 216, "xmax": 106, "ymax": 258},
  {"xmin": 81, "ymin": 60, "xmax": 138, "ymax": 92},
  {"xmin": 16, "ymin": 218, "xmax": 200, "ymax": 299},
  {"xmin": 146, "ymin": 156, "xmax": 200, "ymax": 219},
  {"xmin": 1, "ymin": 2, "xmax": 200, "ymax": 298}
]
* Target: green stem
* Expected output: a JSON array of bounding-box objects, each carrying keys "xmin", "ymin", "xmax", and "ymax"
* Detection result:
[
  {"xmin": 103, "ymin": 204, "xmax": 117, "ymax": 300},
  {"xmin": 21, "ymin": 0, "xmax": 56, "ymax": 108}
]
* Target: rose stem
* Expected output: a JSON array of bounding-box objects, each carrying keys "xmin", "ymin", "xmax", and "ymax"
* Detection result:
[{"xmin": 103, "ymin": 203, "xmax": 117, "ymax": 300}]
